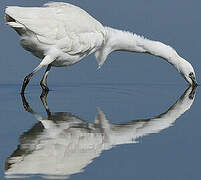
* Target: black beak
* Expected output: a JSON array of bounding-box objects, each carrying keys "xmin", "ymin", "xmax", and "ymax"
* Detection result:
[{"xmin": 190, "ymin": 75, "xmax": 197, "ymax": 87}]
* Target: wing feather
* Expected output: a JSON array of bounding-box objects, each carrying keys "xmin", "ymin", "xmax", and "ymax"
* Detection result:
[{"xmin": 6, "ymin": 2, "xmax": 105, "ymax": 54}]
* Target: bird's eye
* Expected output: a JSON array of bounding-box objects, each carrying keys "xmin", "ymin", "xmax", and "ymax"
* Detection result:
[{"xmin": 189, "ymin": 72, "xmax": 194, "ymax": 77}]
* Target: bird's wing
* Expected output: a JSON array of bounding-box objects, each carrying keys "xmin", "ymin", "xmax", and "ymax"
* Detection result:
[
  {"xmin": 54, "ymin": 31, "xmax": 104, "ymax": 55},
  {"xmin": 6, "ymin": 2, "xmax": 105, "ymax": 54}
]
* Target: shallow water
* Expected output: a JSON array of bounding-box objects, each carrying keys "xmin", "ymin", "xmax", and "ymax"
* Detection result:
[
  {"xmin": 1, "ymin": 0, "xmax": 201, "ymax": 179},
  {"xmin": 0, "ymin": 84, "xmax": 201, "ymax": 180}
]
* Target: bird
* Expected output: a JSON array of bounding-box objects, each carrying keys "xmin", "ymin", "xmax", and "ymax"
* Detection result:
[
  {"xmin": 5, "ymin": 86, "xmax": 196, "ymax": 179},
  {"xmin": 5, "ymin": 2, "xmax": 197, "ymax": 93}
]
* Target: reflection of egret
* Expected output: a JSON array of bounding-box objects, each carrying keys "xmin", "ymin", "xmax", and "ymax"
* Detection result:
[
  {"xmin": 5, "ymin": 87, "xmax": 196, "ymax": 179},
  {"xmin": 5, "ymin": 2, "xmax": 197, "ymax": 93}
]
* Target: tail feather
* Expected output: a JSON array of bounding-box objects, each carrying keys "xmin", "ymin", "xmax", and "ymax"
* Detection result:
[
  {"xmin": 5, "ymin": 6, "xmax": 21, "ymax": 21},
  {"xmin": 5, "ymin": 7, "xmax": 26, "ymax": 35}
]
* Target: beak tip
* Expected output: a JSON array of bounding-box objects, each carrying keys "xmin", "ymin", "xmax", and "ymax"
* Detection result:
[{"xmin": 191, "ymin": 81, "xmax": 198, "ymax": 87}]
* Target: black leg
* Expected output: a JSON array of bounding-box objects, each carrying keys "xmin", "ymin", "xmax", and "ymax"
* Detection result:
[
  {"xmin": 21, "ymin": 73, "xmax": 33, "ymax": 94},
  {"xmin": 20, "ymin": 93, "xmax": 34, "ymax": 113},
  {"xmin": 40, "ymin": 64, "xmax": 51, "ymax": 92},
  {"xmin": 40, "ymin": 90, "xmax": 51, "ymax": 117},
  {"xmin": 21, "ymin": 64, "xmax": 43, "ymax": 94}
]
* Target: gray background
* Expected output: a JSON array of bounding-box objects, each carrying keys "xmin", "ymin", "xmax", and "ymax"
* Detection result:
[{"xmin": 0, "ymin": 0, "xmax": 201, "ymax": 180}]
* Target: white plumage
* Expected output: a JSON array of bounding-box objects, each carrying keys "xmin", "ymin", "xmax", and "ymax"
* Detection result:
[
  {"xmin": 5, "ymin": 86, "xmax": 196, "ymax": 179},
  {"xmin": 6, "ymin": 2, "xmax": 105, "ymax": 65},
  {"xmin": 5, "ymin": 2, "xmax": 197, "ymax": 93}
]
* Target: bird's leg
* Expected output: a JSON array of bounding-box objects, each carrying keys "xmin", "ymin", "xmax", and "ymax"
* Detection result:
[
  {"xmin": 40, "ymin": 64, "xmax": 52, "ymax": 92},
  {"xmin": 21, "ymin": 55, "xmax": 56, "ymax": 94},
  {"xmin": 21, "ymin": 73, "xmax": 33, "ymax": 94},
  {"xmin": 21, "ymin": 64, "xmax": 43, "ymax": 94}
]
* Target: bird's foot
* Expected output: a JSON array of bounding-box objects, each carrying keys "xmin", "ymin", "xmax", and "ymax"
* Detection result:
[
  {"xmin": 21, "ymin": 74, "xmax": 32, "ymax": 94},
  {"xmin": 40, "ymin": 82, "xmax": 49, "ymax": 101},
  {"xmin": 40, "ymin": 89, "xmax": 49, "ymax": 99},
  {"xmin": 40, "ymin": 81, "xmax": 49, "ymax": 92}
]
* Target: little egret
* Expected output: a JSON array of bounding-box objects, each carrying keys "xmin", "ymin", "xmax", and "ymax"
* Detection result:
[{"xmin": 5, "ymin": 2, "xmax": 197, "ymax": 93}]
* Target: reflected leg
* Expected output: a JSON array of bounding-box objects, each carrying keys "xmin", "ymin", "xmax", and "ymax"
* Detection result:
[
  {"xmin": 21, "ymin": 93, "xmax": 34, "ymax": 113},
  {"xmin": 40, "ymin": 89, "xmax": 51, "ymax": 117}
]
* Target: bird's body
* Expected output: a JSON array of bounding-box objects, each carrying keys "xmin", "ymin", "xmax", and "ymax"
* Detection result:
[
  {"xmin": 6, "ymin": 2, "xmax": 105, "ymax": 67},
  {"xmin": 5, "ymin": 2, "xmax": 197, "ymax": 93}
]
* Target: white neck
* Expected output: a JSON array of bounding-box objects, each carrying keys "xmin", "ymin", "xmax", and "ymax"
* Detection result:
[{"xmin": 96, "ymin": 27, "xmax": 182, "ymax": 69}]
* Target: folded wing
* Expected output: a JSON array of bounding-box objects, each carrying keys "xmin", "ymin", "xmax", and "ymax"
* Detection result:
[{"xmin": 6, "ymin": 2, "xmax": 105, "ymax": 54}]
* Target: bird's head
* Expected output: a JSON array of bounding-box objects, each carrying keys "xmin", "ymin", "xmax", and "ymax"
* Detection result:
[{"xmin": 178, "ymin": 58, "xmax": 197, "ymax": 86}]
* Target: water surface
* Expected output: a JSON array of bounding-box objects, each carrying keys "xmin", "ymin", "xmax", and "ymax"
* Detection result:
[
  {"xmin": 1, "ymin": 0, "xmax": 201, "ymax": 179},
  {"xmin": 0, "ymin": 84, "xmax": 201, "ymax": 180}
]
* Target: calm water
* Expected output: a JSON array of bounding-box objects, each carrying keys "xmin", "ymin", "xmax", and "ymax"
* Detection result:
[
  {"xmin": 0, "ymin": 84, "xmax": 201, "ymax": 180},
  {"xmin": 1, "ymin": 0, "xmax": 201, "ymax": 179}
]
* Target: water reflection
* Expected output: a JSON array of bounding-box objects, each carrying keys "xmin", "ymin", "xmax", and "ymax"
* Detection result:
[{"xmin": 5, "ymin": 87, "xmax": 196, "ymax": 179}]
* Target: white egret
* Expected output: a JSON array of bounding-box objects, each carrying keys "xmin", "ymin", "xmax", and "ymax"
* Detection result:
[{"xmin": 5, "ymin": 2, "xmax": 197, "ymax": 93}]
